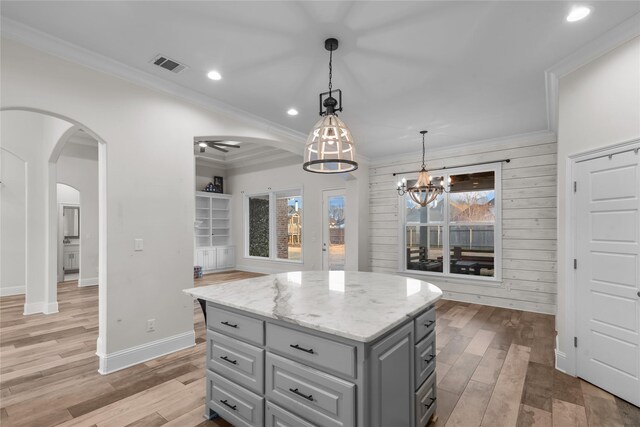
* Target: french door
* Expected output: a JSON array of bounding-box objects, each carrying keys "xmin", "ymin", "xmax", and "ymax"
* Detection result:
[
  {"xmin": 322, "ymin": 189, "xmax": 346, "ymax": 270},
  {"xmin": 575, "ymin": 147, "xmax": 640, "ymax": 405}
]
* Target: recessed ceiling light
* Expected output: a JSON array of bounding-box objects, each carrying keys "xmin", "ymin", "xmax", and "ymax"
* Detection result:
[
  {"xmin": 566, "ymin": 6, "xmax": 591, "ymax": 22},
  {"xmin": 198, "ymin": 142, "xmax": 208, "ymax": 147},
  {"xmin": 287, "ymin": 108, "xmax": 299, "ymax": 116},
  {"xmin": 207, "ymin": 70, "xmax": 222, "ymax": 81}
]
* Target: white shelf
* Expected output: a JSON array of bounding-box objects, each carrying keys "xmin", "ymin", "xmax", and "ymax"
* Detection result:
[{"xmin": 194, "ymin": 193, "xmax": 232, "ymax": 253}]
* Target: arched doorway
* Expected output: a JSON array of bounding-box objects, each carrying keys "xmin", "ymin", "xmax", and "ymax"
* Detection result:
[{"xmin": 0, "ymin": 107, "xmax": 108, "ymax": 360}]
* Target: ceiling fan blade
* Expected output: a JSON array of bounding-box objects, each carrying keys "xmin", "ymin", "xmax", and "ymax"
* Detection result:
[
  {"xmin": 210, "ymin": 145, "xmax": 229, "ymax": 153},
  {"xmin": 207, "ymin": 142, "xmax": 241, "ymax": 148}
]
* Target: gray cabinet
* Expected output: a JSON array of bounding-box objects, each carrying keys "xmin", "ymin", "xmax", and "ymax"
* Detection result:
[
  {"xmin": 204, "ymin": 302, "xmax": 437, "ymax": 427},
  {"xmin": 369, "ymin": 322, "xmax": 414, "ymax": 427}
]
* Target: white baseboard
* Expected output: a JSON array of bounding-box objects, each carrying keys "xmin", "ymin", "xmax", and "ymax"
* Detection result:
[
  {"xmin": 23, "ymin": 301, "xmax": 44, "ymax": 315},
  {"xmin": 44, "ymin": 302, "xmax": 59, "ymax": 314},
  {"xmin": 97, "ymin": 330, "xmax": 195, "ymax": 375},
  {"xmin": 79, "ymin": 277, "xmax": 99, "ymax": 287},
  {"xmin": 555, "ymin": 349, "xmax": 570, "ymax": 374},
  {"xmin": 23, "ymin": 300, "xmax": 58, "ymax": 315},
  {"xmin": 0, "ymin": 286, "xmax": 25, "ymax": 297}
]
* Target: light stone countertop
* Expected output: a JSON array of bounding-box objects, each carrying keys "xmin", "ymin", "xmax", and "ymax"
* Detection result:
[{"xmin": 183, "ymin": 271, "xmax": 442, "ymax": 343}]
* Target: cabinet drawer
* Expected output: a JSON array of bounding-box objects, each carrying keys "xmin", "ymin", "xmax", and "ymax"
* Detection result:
[
  {"xmin": 415, "ymin": 330, "xmax": 436, "ymax": 389},
  {"xmin": 415, "ymin": 306, "xmax": 436, "ymax": 343},
  {"xmin": 266, "ymin": 401, "xmax": 316, "ymax": 427},
  {"xmin": 266, "ymin": 323, "xmax": 356, "ymax": 378},
  {"xmin": 208, "ymin": 305, "xmax": 264, "ymax": 346},
  {"xmin": 207, "ymin": 331, "xmax": 264, "ymax": 394},
  {"xmin": 265, "ymin": 352, "xmax": 355, "ymax": 427},
  {"xmin": 206, "ymin": 370, "xmax": 264, "ymax": 427},
  {"xmin": 415, "ymin": 371, "xmax": 437, "ymax": 427}
]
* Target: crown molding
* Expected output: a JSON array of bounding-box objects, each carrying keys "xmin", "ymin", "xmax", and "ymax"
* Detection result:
[
  {"xmin": 545, "ymin": 12, "xmax": 640, "ymax": 132},
  {"xmin": 0, "ymin": 17, "xmax": 307, "ymax": 147}
]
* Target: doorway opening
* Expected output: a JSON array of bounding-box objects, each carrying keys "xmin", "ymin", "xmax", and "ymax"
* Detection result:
[{"xmin": 57, "ymin": 184, "xmax": 80, "ymax": 282}]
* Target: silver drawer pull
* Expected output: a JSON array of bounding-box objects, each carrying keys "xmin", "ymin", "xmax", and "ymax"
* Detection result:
[
  {"xmin": 424, "ymin": 354, "xmax": 435, "ymax": 364},
  {"xmin": 220, "ymin": 321, "xmax": 238, "ymax": 328},
  {"xmin": 424, "ymin": 397, "xmax": 436, "ymax": 409},
  {"xmin": 289, "ymin": 387, "xmax": 313, "ymax": 401},
  {"xmin": 220, "ymin": 355, "xmax": 238, "ymax": 365},
  {"xmin": 424, "ymin": 320, "xmax": 435, "ymax": 327},
  {"xmin": 220, "ymin": 399, "xmax": 237, "ymax": 411},
  {"xmin": 290, "ymin": 344, "xmax": 315, "ymax": 354}
]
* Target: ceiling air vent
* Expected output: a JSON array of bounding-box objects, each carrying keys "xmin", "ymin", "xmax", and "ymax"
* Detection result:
[{"xmin": 150, "ymin": 54, "xmax": 188, "ymax": 74}]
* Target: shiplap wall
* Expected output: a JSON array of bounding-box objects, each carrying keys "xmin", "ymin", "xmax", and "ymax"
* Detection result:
[{"xmin": 369, "ymin": 131, "xmax": 557, "ymax": 314}]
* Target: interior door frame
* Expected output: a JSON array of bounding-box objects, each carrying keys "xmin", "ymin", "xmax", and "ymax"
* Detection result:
[
  {"xmin": 322, "ymin": 188, "xmax": 346, "ymax": 271},
  {"xmin": 562, "ymin": 138, "xmax": 640, "ymax": 376}
]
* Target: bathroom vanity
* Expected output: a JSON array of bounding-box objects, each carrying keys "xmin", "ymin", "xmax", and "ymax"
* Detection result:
[{"xmin": 184, "ymin": 271, "xmax": 442, "ymax": 427}]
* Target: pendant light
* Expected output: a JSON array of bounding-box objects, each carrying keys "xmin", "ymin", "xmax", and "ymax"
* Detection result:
[
  {"xmin": 303, "ymin": 38, "xmax": 357, "ymax": 174},
  {"xmin": 397, "ymin": 131, "xmax": 446, "ymax": 207}
]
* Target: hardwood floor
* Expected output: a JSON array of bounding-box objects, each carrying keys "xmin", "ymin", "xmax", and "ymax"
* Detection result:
[{"xmin": 1, "ymin": 272, "xmax": 638, "ymax": 427}]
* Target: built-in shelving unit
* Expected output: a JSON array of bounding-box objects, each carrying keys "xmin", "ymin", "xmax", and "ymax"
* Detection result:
[{"xmin": 194, "ymin": 192, "xmax": 235, "ymax": 272}]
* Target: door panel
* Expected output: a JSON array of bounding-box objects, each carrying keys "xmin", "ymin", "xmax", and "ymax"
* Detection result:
[
  {"xmin": 322, "ymin": 190, "xmax": 346, "ymax": 271},
  {"xmin": 575, "ymin": 148, "xmax": 640, "ymax": 406}
]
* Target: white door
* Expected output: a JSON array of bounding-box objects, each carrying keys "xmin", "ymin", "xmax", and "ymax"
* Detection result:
[
  {"xmin": 575, "ymin": 148, "xmax": 640, "ymax": 406},
  {"xmin": 322, "ymin": 189, "xmax": 346, "ymax": 270}
]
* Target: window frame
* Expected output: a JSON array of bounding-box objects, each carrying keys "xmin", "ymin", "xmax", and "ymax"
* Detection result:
[
  {"xmin": 398, "ymin": 163, "xmax": 502, "ymax": 283},
  {"xmin": 244, "ymin": 187, "xmax": 304, "ymax": 264}
]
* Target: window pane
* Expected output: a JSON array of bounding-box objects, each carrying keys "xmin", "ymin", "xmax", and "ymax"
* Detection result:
[
  {"xmin": 248, "ymin": 195, "xmax": 270, "ymax": 257},
  {"xmin": 406, "ymin": 225, "xmax": 444, "ymax": 273},
  {"xmin": 449, "ymin": 171, "xmax": 495, "ymax": 222},
  {"xmin": 405, "ymin": 176, "xmax": 444, "ymax": 223},
  {"xmin": 276, "ymin": 192, "xmax": 302, "ymax": 261},
  {"xmin": 450, "ymin": 225, "xmax": 495, "ymax": 277}
]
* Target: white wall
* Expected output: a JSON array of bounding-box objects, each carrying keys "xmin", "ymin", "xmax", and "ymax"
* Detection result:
[
  {"xmin": 0, "ymin": 148, "xmax": 27, "ymax": 296},
  {"xmin": 1, "ymin": 37, "xmax": 306, "ymax": 372},
  {"xmin": 229, "ymin": 161, "xmax": 370, "ymax": 274},
  {"xmin": 369, "ymin": 131, "xmax": 558, "ymax": 314},
  {"xmin": 57, "ymin": 140, "xmax": 99, "ymax": 286},
  {"xmin": 556, "ymin": 36, "xmax": 640, "ymax": 373},
  {"xmin": 0, "ymin": 111, "xmax": 74, "ymax": 309}
]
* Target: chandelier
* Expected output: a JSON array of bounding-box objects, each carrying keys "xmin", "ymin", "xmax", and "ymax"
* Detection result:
[
  {"xmin": 303, "ymin": 38, "xmax": 357, "ymax": 174},
  {"xmin": 397, "ymin": 130, "xmax": 446, "ymax": 206}
]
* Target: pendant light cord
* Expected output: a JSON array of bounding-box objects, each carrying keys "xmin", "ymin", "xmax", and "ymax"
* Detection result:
[
  {"xmin": 328, "ymin": 48, "xmax": 333, "ymax": 97},
  {"xmin": 421, "ymin": 133, "xmax": 426, "ymax": 169}
]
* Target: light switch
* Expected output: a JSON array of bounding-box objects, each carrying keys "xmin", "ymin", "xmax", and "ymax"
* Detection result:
[{"xmin": 134, "ymin": 238, "xmax": 144, "ymax": 251}]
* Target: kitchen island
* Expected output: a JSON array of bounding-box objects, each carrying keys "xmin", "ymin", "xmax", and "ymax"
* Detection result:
[{"xmin": 183, "ymin": 271, "xmax": 442, "ymax": 427}]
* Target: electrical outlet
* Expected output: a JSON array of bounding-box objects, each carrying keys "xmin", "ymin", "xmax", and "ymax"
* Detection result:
[{"xmin": 146, "ymin": 319, "xmax": 155, "ymax": 332}]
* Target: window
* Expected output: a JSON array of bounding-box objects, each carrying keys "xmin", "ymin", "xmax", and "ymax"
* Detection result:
[
  {"xmin": 245, "ymin": 188, "xmax": 303, "ymax": 262},
  {"xmin": 403, "ymin": 165, "xmax": 500, "ymax": 280}
]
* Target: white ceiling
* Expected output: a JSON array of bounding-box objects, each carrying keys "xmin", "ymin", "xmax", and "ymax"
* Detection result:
[{"xmin": 2, "ymin": 1, "xmax": 639, "ymax": 159}]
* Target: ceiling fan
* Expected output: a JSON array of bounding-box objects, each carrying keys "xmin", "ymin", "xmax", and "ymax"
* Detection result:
[{"xmin": 194, "ymin": 140, "xmax": 241, "ymax": 153}]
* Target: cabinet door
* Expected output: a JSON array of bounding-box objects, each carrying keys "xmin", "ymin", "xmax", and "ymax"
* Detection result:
[
  {"xmin": 206, "ymin": 249, "xmax": 217, "ymax": 270},
  {"xmin": 216, "ymin": 248, "xmax": 228, "ymax": 269},
  {"xmin": 63, "ymin": 253, "xmax": 72, "ymax": 270},
  {"xmin": 369, "ymin": 322, "xmax": 414, "ymax": 427},
  {"xmin": 196, "ymin": 249, "xmax": 205, "ymax": 268}
]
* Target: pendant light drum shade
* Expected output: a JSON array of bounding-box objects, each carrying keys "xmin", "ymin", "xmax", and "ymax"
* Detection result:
[{"xmin": 303, "ymin": 114, "xmax": 357, "ymax": 173}]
